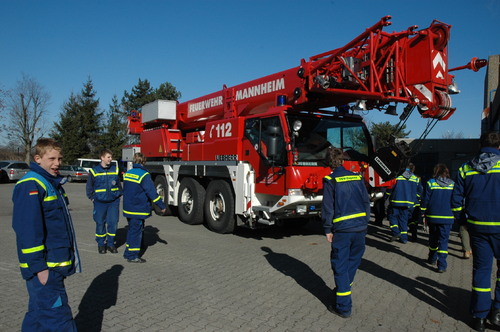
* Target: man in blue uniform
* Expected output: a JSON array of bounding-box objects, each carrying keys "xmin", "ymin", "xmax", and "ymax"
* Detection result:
[
  {"xmin": 421, "ymin": 163, "xmax": 455, "ymax": 273},
  {"xmin": 12, "ymin": 138, "xmax": 81, "ymax": 331},
  {"xmin": 387, "ymin": 163, "xmax": 422, "ymax": 243},
  {"xmin": 322, "ymin": 147, "xmax": 370, "ymax": 318},
  {"xmin": 122, "ymin": 153, "xmax": 166, "ymax": 263},
  {"xmin": 86, "ymin": 149, "xmax": 122, "ymax": 254},
  {"xmin": 452, "ymin": 131, "xmax": 500, "ymax": 332}
]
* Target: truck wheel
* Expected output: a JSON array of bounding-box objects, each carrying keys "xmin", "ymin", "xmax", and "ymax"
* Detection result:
[
  {"xmin": 154, "ymin": 175, "xmax": 172, "ymax": 216},
  {"xmin": 178, "ymin": 177, "xmax": 205, "ymax": 225},
  {"xmin": 204, "ymin": 180, "xmax": 235, "ymax": 234}
]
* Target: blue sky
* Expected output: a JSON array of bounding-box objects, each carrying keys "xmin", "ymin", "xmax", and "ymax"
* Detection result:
[{"xmin": 1, "ymin": 0, "xmax": 499, "ymax": 140}]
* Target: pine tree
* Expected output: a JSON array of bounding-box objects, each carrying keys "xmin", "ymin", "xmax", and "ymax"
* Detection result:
[
  {"xmin": 52, "ymin": 78, "xmax": 102, "ymax": 164},
  {"xmin": 369, "ymin": 121, "xmax": 410, "ymax": 149},
  {"xmin": 121, "ymin": 78, "xmax": 156, "ymax": 113},
  {"xmin": 98, "ymin": 96, "xmax": 129, "ymax": 158}
]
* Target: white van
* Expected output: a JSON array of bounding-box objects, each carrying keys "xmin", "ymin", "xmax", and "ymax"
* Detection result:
[{"xmin": 77, "ymin": 158, "xmax": 119, "ymax": 173}]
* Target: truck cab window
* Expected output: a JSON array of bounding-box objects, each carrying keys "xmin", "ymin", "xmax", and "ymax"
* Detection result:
[{"xmin": 245, "ymin": 117, "xmax": 286, "ymax": 165}]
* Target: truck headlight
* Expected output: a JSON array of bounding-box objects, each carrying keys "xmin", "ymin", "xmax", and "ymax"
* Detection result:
[
  {"xmin": 297, "ymin": 205, "xmax": 307, "ymax": 213},
  {"xmin": 288, "ymin": 189, "xmax": 303, "ymax": 196}
]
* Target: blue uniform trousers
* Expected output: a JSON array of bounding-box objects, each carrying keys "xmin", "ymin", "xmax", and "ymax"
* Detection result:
[
  {"xmin": 388, "ymin": 207, "xmax": 410, "ymax": 242},
  {"xmin": 427, "ymin": 223, "xmax": 452, "ymax": 270},
  {"xmin": 124, "ymin": 218, "xmax": 145, "ymax": 260},
  {"xmin": 23, "ymin": 270, "xmax": 76, "ymax": 332},
  {"xmin": 470, "ymin": 232, "xmax": 500, "ymax": 318},
  {"xmin": 93, "ymin": 199, "xmax": 120, "ymax": 246},
  {"xmin": 330, "ymin": 231, "xmax": 366, "ymax": 315}
]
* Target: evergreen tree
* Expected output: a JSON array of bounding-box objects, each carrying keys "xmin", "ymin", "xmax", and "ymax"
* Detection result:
[
  {"xmin": 369, "ymin": 121, "xmax": 410, "ymax": 149},
  {"xmin": 121, "ymin": 79, "xmax": 182, "ymax": 114},
  {"xmin": 98, "ymin": 96, "xmax": 129, "ymax": 158},
  {"xmin": 52, "ymin": 78, "xmax": 102, "ymax": 164},
  {"xmin": 121, "ymin": 78, "xmax": 156, "ymax": 113}
]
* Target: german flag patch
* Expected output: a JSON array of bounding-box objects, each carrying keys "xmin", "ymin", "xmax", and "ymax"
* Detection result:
[{"xmin": 29, "ymin": 190, "xmax": 38, "ymax": 196}]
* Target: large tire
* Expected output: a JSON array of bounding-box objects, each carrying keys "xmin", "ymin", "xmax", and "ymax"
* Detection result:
[
  {"xmin": 204, "ymin": 180, "xmax": 236, "ymax": 234},
  {"xmin": 177, "ymin": 177, "xmax": 205, "ymax": 225},
  {"xmin": 153, "ymin": 175, "xmax": 172, "ymax": 216}
]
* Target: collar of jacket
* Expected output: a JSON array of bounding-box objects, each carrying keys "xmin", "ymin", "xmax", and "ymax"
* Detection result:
[{"xmin": 29, "ymin": 161, "xmax": 64, "ymax": 188}]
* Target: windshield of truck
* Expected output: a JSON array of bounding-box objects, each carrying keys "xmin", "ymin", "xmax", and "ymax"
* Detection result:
[{"xmin": 287, "ymin": 114, "xmax": 371, "ymax": 166}]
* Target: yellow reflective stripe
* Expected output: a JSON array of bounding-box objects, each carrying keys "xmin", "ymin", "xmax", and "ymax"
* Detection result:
[
  {"xmin": 17, "ymin": 177, "xmax": 57, "ymax": 202},
  {"xmin": 437, "ymin": 250, "xmax": 448, "ymax": 254},
  {"xmin": 44, "ymin": 195, "xmax": 57, "ymax": 202},
  {"xmin": 427, "ymin": 215, "xmax": 454, "ymax": 219},
  {"xmin": 92, "ymin": 171, "xmax": 119, "ymax": 176},
  {"xmin": 390, "ymin": 225, "xmax": 398, "ymax": 228},
  {"xmin": 390, "ymin": 200, "xmax": 414, "ymax": 204},
  {"xmin": 468, "ymin": 220, "xmax": 500, "ymax": 226},
  {"xmin": 128, "ymin": 248, "xmax": 141, "ymax": 251},
  {"xmin": 95, "ymin": 189, "xmax": 106, "ymax": 192},
  {"xmin": 21, "ymin": 244, "xmax": 45, "ymax": 254},
  {"xmin": 111, "ymin": 188, "xmax": 120, "ymax": 191},
  {"xmin": 19, "ymin": 263, "xmax": 28, "ymax": 268},
  {"xmin": 107, "ymin": 233, "xmax": 116, "ymax": 236},
  {"xmin": 324, "ymin": 175, "xmax": 332, "ymax": 180},
  {"xmin": 336, "ymin": 291, "xmax": 352, "ymax": 296},
  {"xmin": 17, "ymin": 177, "xmax": 47, "ymax": 191},
  {"xmin": 95, "ymin": 234, "xmax": 106, "ymax": 237},
  {"xmin": 47, "ymin": 261, "xmax": 72, "ymax": 267},
  {"xmin": 451, "ymin": 207, "xmax": 462, "ymax": 212},
  {"xmin": 473, "ymin": 287, "xmax": 491, "ymax": 292},
  {"xmin": 123, "ymin": 209, "xmax": 150, "ymax": 216},
  {"xmin": 429, "ymin": 247, "xmax": 438, "ymax": 251},
  {"xmin": 335, "ymin": 175, "xmax": 362, "ymax": 182},
  {"xmin": 152, "ymin": 196, "xmax": 161, "ymax": 203},
  {"xmin": 333, "ymin": 212, "xmax": 366, "ymax": 223}
]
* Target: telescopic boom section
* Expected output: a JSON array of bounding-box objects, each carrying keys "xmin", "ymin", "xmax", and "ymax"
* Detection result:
[{"xmin": 136, "ymin": 16, "xmax": 485, "ymax": 134}]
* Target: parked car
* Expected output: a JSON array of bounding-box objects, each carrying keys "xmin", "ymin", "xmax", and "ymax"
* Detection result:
[
  {"xmin": 58, "ymin": 165, "xmax": 89, "ymax": 182},
  {"xmin": 0, "ymin": 160, "xmax": 30, "ymax": 182}
]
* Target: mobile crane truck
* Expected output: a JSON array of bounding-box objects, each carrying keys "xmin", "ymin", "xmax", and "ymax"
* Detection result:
[{"xmin": 125, "ymin": 16, "xmax": 486, "ymax": 233}]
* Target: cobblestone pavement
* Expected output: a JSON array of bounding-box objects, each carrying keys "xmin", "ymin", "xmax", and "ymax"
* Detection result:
[{"xmin": 0, "ymin": 182, "xmax": 493, "ymax": 331}]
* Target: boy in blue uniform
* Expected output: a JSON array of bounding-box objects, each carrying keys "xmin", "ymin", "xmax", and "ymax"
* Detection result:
[
  {"xmin": 322, "ymin": 147, "xmax": 370, "ymax": 318},
  {"xmin": 387, "ymin": 163, "xmax": 422, "ymax": 243},
  {"xmin": 452, "ymin": 131, "xmax": 500, "ymax": 331},
  {"xmin": 12, "ymin": 138, "xmax": 81, "ymax": 331},
  {"xmin": 86, "ymin": 149, "xmax": 122, "ymax": 254},
  {"xmin": 421, "ymin": 163, "xmax": 455, "ymax": 273},
  {"xmin": 122, "ymin": 153, "xmax": 166, "ymax": 263}
]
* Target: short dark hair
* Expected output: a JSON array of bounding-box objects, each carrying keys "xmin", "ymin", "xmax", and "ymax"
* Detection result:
[
  {"xmin": 480, "ymin": 131, "xmax": 500, "ymax": 148},
  {"xmin": 407, "ymin": 162, "xmax": 415, "ymax": 173},
  {"xmin": 326, "ymin": 147, "xmax": 344, "ymax": 169},
  {"xmin": 433, "ymin": 163, "xmax": 449, "ymax": 178},
  {"xmin": 100, "ymin": 149, "xmax": 113, "ymax": 157}
]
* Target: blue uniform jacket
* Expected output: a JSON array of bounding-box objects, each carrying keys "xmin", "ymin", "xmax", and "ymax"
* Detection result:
[
  {"xmin": 322, "ymin": 166, "xmax": 370, "ymax": 234},
  {"xmin": 421, "ymin": 177, "xmax": 455, "ymax": 224},
  {"xmin": 452, "ymin": 147, "xmax": 500, "ymax": 234},
  {"xmin": 387, "ymin": 170, "xmax": 422, "ymax": 208},
  {"xmin": 122, "ymin": 164, "xmax": 166, "ymax": 219},
  {"xmin": 12, "ymin": 162, "xmax": 81, "ymax": 280},
  {"xmin": 86, "ymin": 163, "xmax": 122, "ymax": 202}
]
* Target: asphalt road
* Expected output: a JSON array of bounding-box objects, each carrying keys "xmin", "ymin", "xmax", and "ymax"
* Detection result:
[{"xmin": 0, "ymin": 182, "xmax": 485, "ymax": 331}]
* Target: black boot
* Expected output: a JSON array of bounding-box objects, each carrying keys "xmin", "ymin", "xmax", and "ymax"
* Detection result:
[
  {"xmin": 489, "ymin": 307, "xmax": 500, "ymax": 327},
  {"xmin": 471, "ymin": 317, "xmax": 486, "ymax": 332},
  {"xmin": 98, "ymin": 246, "xmax": 107, "ymax": 254}
]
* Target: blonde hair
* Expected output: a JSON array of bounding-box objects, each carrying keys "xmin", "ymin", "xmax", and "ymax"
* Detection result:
[
  {"xmin": 33, "ymin": 138, "xmax": 62, "ymax": 158},
  {"xmin": 133, "ymin": 152, "xmax": 146, "ymax": 165}
]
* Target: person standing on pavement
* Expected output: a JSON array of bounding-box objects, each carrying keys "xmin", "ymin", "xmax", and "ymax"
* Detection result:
[
  {"xmin": 86, "ymin": 149, "xmax": 122, "ymax": 254},
  {"xmin": 12, "ymin": 138, "xmax": 81, "ymax": 331},
  {"xmin": 322, "ymin": 147, "xmax": 370, "ymax": 318},
  {"xmin": 387, "ymin": 163, "xmax": 422, "ymax": 244},
  {"xmin": 452, "ymin": 131, "xmax": 500, "ymax": 332},
  {"xmin": 122, "ymin": 153, "xmax": 166, "ymax": 263},
  {"xmin": 421, "ymin": 163, "xmax": 455, "ymax": 273}
]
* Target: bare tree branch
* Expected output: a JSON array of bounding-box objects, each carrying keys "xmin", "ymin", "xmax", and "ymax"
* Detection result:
[{"xmin": 6, "ymin": 74, "xmax": 50, "ymax": 162}]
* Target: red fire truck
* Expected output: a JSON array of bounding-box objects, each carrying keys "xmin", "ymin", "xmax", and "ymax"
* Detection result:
[{"xmin": 125, "ymin": 16, "xmax": 486, "ymax": 233}]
